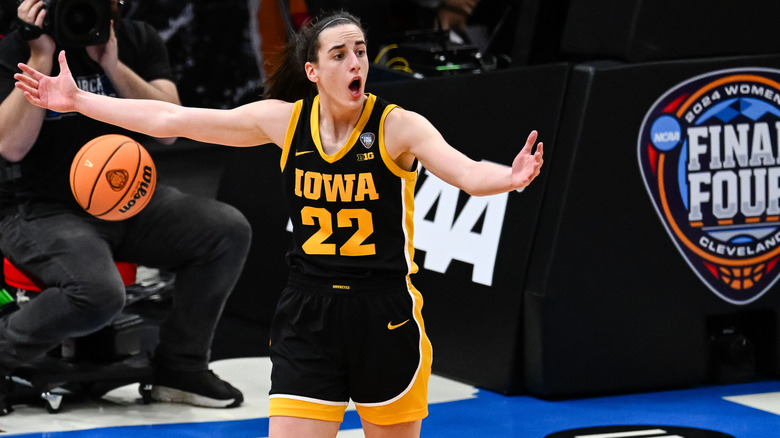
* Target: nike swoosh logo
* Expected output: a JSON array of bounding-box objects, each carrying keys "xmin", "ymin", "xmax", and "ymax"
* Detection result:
[
  {"xmin": 387, "ymin": 319, "xmax": 410, "ymax": 330},
  {"xmin": 295, "ymin": 150, "xmax": 314, "ymax": 156}
]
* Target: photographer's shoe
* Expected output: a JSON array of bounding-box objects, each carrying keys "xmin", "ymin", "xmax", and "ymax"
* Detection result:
[{"xmin": 150, "ymin": 368, "xmax": 243, "ymax": 408}]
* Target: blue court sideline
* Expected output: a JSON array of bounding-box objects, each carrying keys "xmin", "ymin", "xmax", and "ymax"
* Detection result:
[{"xmin": 1, "ymin": 358, "xmax": 779, "ymax": 437}]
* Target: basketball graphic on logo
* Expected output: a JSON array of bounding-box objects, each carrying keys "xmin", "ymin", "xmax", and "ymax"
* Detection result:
[{"xmin": 70, "ymin": 134, "xmax": 157, "ymax": 221}]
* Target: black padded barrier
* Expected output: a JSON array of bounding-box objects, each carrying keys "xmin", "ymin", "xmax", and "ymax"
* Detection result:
[
  {"xmin": 523, "ymin": 54, "xmax": 780, "ymax": 398},
  {"xmin": 213, "ymin": 145, "xmax": 290, "ymax": 361},
  {"xmin": 368, "ymin": 65, "xmax": 568, "ymax": 394},
  {"xmin": 560, "ymin": 0, "xmax": 780, "ymax": 63}
]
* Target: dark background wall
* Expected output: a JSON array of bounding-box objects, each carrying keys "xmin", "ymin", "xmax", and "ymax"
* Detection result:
[{"xmin": 5, "ymin": 0, "xmax": 780, "ymax": 398}]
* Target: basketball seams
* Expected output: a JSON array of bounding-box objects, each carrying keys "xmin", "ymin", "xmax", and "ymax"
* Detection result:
[
  {"xmin": 94, "ymin": 141, "xmax": 142, "ymax": 217},
  {"xmin": 89, "ymin": 141, "xmax": 138, "ymax": 215}
]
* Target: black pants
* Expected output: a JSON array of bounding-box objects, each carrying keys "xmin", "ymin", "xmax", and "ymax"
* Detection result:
[{"xmin": 0, "ymin": 186, "xmax": 251, "ymax": 373}]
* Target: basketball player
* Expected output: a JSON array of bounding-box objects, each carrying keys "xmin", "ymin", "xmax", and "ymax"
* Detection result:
[
  {"xmin": 0, "ymin": 0, "xmax": 250, "ymax": 415},
  {"xmin": 14, "ymin": 11, "xmax": 543, "ymax": 437}
]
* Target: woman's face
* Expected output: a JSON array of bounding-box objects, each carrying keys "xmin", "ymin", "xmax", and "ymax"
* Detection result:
[{"xmin": 305, "ymin": 23, "xmax": 368, "ymax": 107}]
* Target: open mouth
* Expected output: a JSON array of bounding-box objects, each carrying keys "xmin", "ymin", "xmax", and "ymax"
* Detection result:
[{"xmin": 349, "ymin": 78, "xmax": 362, "ymax": 96}]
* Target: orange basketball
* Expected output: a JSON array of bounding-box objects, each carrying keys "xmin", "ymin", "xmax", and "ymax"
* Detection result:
[{"xmin": 70, "ymin": 134, "xmax": 157, "ymax": 221}]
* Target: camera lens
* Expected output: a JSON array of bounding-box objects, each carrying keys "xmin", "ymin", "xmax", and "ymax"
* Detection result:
[
  {"xmin": 50, "ymin": 0, "xmax": 110, "ymax": 46},
  {"xmin": 61, "ymin": 1, "xmax": 98, "ymax": 36}
]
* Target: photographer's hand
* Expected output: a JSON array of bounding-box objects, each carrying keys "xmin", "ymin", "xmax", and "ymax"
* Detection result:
[
  {"xmin": 17, "ymin": 0, "xmax": 55, "ymax": 59},
  {"xmin": 86, "ymin": 20, "xmax": 118, "ymax": 73},
  {"xmin": 85, "ymin": 20, "xmax": 178, "ymax": 104}
]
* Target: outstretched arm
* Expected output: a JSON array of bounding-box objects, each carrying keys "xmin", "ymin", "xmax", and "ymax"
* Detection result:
[
  {"xmin": 385, "ymin": 108, "xmax": 544, "ymax": 196},
  {"xmin": 15, "ymin": 51, "xmax": 293, "ymax": 147}
]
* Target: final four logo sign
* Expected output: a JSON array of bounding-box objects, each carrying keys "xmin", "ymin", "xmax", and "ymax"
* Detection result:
[{"xmin": 638, "ymin": 67, "xmax": 780, "ymax": 305}]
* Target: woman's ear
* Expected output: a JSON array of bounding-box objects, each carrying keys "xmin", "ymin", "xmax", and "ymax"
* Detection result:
[{"xmin": 305, "ymin": 62, "xmax": 318, "ymax": 83}]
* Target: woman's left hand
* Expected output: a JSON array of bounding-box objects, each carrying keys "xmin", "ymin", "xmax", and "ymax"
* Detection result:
[{"xmin": 511, "ymin": 130, "xmax": 544, "ymax": 190}]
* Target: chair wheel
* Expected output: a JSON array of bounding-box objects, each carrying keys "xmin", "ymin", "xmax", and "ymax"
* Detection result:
[{"xmin": 41, "ymin": 392, "xmax": 63, "ymax": 413}]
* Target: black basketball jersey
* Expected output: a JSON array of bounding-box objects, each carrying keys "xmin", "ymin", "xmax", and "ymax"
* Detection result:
[{"xmin": 280, "ymin": 94, "xmax": 419, "ymax": 279}]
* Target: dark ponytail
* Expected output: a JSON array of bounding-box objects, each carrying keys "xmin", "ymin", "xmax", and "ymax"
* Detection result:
[{"xmin": 263, "ymin": 11, "xmax": 364, "ymax": 102}]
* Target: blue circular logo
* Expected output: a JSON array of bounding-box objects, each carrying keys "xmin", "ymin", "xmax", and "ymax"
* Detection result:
[{"xmin": 650, "ymin": 115, "xmax": 682, "ymax": 151}]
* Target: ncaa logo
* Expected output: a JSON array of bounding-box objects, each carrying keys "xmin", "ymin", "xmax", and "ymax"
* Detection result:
[{"xmin": 638, "ymin": 67, "xmax": 780, "ymax": 305}]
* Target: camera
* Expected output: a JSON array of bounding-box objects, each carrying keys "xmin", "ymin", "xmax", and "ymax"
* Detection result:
[{"xmin": 1, "ymin": 0, "xmax": 111, "ymax": 46}]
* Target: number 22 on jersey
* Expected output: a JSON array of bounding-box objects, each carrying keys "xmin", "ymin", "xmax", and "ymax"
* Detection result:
[{"xmin": 300, "ymin": 206, "xmax": 376, "ymax": 256}]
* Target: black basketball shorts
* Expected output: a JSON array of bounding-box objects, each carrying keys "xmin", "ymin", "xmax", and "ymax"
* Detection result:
[{"xmin": 268, "ymin": 273, "xmax": 432, "ymax": 426}]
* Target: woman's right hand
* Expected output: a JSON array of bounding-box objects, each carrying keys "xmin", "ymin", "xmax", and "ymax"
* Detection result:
[{"xmin": 15, "ymin": 50, "xmax": 79, "ymax": 113}]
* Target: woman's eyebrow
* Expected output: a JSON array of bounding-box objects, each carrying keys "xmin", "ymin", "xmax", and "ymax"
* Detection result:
[{"xmin": 327, "ymin": 40, "xmax": 367, "ymax": 53}]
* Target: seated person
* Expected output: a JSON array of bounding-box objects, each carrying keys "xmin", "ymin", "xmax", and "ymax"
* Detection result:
[{"xmin": 0, "ymin": 0, "xmax": 251, "ymax": 415}]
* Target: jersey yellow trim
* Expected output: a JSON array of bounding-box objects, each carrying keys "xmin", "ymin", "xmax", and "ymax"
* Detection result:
[
  {"xmin": 311, "ymin": 94, "xmax": 377, "ymax": 163},
  {"xmin": 403, "ymin": 178, "xmax": 419, "ymax": 275},
  {"xmin": 377, "ymin": 104, "xmax": 419, "ymax": 275},
  {"xmin": 280, "ymin": 99, "xmax": 304, "ymax": 172},
  {"xmin": 378, "ymin": 105, "xmax": 418, "ymax": 181}
]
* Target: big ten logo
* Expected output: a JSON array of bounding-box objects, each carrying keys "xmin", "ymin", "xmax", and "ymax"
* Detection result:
[{"xmin": 413, "ymin": 165, "xmax": 508, "ymax": 286}]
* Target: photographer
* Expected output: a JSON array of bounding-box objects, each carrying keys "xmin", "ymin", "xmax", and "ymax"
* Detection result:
[{"xmin": 0, "ymin": 0, "xmax": 251, "ymax": 415}]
